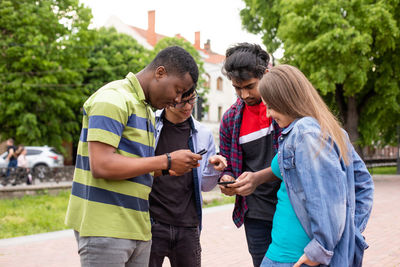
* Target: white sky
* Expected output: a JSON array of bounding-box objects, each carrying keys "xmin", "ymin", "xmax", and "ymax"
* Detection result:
[{"xmin": 80, "ymin": 0, "xmax": 267, "ymax": 56}]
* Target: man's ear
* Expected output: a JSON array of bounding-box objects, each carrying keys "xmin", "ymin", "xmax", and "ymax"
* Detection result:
[
  {"xmin": 155, "ymin": 66, "xmax": 167, "ymax": 79},
  {"xmin": 264, "ymin": 68, "xmax": 269, "ymax": 74}
]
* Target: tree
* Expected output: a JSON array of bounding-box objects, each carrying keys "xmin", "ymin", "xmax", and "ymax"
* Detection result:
[
  {"xmin": 0, "ymin": 0, "xmax": 94, "ymax": 152},
  {"xmin": 83, "ymin": 27, "xmax": 149, "ymax": 97},
  {"xmin": 151, "ymin": 37, "xmax": 210, "ymax": 116},
  {"xmin": 241, "ymin": 0, "xmax": 400, "ymax": 152}
]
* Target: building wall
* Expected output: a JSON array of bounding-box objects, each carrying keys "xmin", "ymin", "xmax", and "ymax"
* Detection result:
[
  {"xmin": 202, "ymin": 62, "xmax": 236, "ymax": 123},
  {"xmin": 104, "ymin": 16, "xmax": 154, "ymax": 49}
]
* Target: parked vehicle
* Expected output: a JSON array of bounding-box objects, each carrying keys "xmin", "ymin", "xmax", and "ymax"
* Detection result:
[{"xmin": 0, "ymin": 146, "xmax": 64, "ymax": 179}]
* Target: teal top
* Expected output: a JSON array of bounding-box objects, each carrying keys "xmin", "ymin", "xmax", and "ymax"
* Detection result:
[{"xmin": 266, "ymin": 154, "xmax": 311, "ymax": 262}]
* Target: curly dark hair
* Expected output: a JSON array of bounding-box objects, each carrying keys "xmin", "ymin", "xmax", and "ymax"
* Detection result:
[{"xmin": 222, "ymin": 43, "xmax": 270, "ymax": 82}]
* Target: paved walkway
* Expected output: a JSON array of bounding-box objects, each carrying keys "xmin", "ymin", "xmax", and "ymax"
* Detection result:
[{"xmin": 0, "ymin": 175, "xmax": 399, "ymax": 266}]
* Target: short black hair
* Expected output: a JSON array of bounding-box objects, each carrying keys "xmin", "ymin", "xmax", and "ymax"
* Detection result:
[
  {"xmin": 148, "ymin": 46, "xmax": 199, "ymax": 91},
  {"xmin": 222, "ymin": 43, "xmax": 270, "ymax": 81},
  {"xmin": 182, "ymin": 88, "xmax": 196, "ymax": 99}
]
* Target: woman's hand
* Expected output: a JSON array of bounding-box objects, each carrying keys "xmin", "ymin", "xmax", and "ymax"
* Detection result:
[{"xmin": 293, "ymin": 254, "xmax": 320, "ymax": 267}]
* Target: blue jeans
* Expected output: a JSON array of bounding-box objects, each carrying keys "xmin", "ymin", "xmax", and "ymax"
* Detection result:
[
  {"xmin": 261, "ymin": 256, "xmax": 316, "ymax": 267},
  {"xmin": 244, "ymin": 217, "xmax": 273, "ymax": 267},
  {"xmin": 149, "ymin": 221, "xmax": 201, "ymax": 267},
  {"xmin": 74, "ymin": 231, "xmax": 151, "ymax": 267},
  {"xmin": 6, "ymin": 159, "xmax": 17, "ymax": 177}
]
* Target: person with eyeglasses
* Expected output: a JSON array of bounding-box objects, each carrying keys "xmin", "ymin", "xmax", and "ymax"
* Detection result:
[
  {"xmin": 65, "ymin": 46, "xmax": 204, "ymax": 267},
  {"xmin": 149, "ymin": 90, "xmax": 227, "ymax": 267}
]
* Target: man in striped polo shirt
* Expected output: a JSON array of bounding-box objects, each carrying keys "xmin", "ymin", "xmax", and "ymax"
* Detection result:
[{"xmin": 65, "ymin": 46, "xmax": 202, "ymax": 267}]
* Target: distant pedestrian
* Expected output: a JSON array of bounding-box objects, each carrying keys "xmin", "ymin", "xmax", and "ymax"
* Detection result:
[
  {"xmin": 5, "ymin": 138, "xmax": 17, "ymax": 177},
  {"xmin": 16, "ymin": 145, "xmax": 33, "ymax": 185}
]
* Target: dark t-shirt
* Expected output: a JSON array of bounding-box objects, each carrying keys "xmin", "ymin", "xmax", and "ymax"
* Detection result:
[
  {"xmin": 7, "ymin": 145, "xmax": 17, "ymax": 161},
  {"xmin": 149, "ymin": 117, "xmax": 198, "ymax": 227},
  {"xmin": 242, "ymin": 135, "xmax": 280, "ymax": 221},
  {"xmin": 239, "ymin": 102, "xmax": 280, "ymax": 221}
]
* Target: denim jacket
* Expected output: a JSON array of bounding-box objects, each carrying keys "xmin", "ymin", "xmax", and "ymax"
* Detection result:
[
  {"xmin": 154, "ymin": 110, "xmax": 220, "ymax": 228},
  {"xmin": 277, "ymin": 117, "xmax": 374, "ymax": 266}
]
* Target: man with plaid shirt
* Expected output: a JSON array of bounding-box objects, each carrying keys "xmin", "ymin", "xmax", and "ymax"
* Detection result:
[{"xmin": 219, "ymin": 43, "xmax": 282, "ymax": 267}]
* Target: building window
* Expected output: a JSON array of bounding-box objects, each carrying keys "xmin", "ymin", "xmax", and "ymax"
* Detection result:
[
  {"xmin": 217, "ymin": 77, "xmax": 223, "ymax": 91},
  {"xmin": 204, "ymin": 73, "xmax": 211, "ymax": 88},
  {"xmin": 218, "ymin": 106, "xmax": 222, "ymax": 122}
]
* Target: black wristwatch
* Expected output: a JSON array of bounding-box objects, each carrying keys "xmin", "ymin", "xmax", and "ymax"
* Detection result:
[{"xmin": 162, "ymin": 153, "xmax": 171, "ymax": 175}]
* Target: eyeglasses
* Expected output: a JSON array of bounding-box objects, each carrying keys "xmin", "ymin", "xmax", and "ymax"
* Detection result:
[{"xmin": 173, "ymin": 95, "xmax": 197, "ymax": 108}]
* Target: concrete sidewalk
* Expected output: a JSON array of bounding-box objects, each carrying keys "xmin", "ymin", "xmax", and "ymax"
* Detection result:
[{"xmin": 0, "ymin": 175, "xmax": 399, "ymax": 266}]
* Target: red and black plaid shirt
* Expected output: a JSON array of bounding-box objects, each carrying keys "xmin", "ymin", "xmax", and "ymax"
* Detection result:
[{"xmin": 219, "ymin": 98, "xmax": 281, "ymax": 227}]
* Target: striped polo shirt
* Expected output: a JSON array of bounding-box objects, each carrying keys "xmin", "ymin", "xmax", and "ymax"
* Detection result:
[{"xmin": 65, "ymin": 72, "xmax": 155, "ymax": 241}]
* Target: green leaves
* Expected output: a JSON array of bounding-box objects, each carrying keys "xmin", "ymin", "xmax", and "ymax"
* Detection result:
[
  {"xmin": 0, "ymin": 4, "xmax": 210, "ymax": 153},
  {"xmin": 0, "ymin": 0, "xmax": 94, "ymax": 151},
  {"xmin": 83, "ymin": 27, "xmax": 148, "ymax": 96},
  {"xmin": 240, "ymin": 0, "xmax": 400, "ymax": 147}
]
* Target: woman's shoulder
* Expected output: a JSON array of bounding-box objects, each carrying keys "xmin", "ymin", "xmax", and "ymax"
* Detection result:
[{"xmin": 292, "ymin": 117, "xmax": 321, "ymax": 134}]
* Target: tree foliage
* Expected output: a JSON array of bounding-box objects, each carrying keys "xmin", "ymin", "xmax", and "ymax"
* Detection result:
[
  {"xmin": 83, "ymin": 27, "xmax": 149, "ymax": 97},
  {"xmin": 0, "ymin": 0, "xmax": 94, "ymax": 152},
  {"xmin": 241, "ymin": 0, "xmax": 400, "ymax": 149},
  {"xmin": 0, "ymin": 2, "xmax": 212, "ymax": 154}
]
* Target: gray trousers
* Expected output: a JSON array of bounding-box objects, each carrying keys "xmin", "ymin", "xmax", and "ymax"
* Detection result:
[{"xmin": 74, "ymin": 231, "xmax": 152, "ymax": 267}]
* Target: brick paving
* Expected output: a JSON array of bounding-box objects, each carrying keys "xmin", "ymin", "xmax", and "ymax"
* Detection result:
[
  {"xmin": 0, "ymin": 175, "xmax": 399, "ymax": 267},
  {"xmin": 362, "ymin": 176, "xmax": 400, "ymax": 267}
]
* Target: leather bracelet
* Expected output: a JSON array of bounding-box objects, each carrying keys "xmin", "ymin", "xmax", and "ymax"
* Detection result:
[{"xmin": 162, "ymin": 153, "xmax": 171, "ymax": 175}]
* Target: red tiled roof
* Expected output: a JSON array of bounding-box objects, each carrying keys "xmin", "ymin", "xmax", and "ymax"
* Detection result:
[
  {"xmin": 201, "ymin": 51, "xmax": 226, "ymax": 64},
  {"xmin": 128, "ymin": 25, "xmax": 225, "ymax": 64},
  {"xmin": 129, "ymin": 25, "xmax": 168, "ymax": 44}
]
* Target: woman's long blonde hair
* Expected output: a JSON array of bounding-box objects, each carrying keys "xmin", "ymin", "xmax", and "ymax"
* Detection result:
[{"xmin": 259, "ymin": 64, "xmax": 349, "ymax": 165}]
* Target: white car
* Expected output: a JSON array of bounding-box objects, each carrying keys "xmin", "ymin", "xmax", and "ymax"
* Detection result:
[{"xmin": 0, "ymin": 146, "xmax": 64, "ymax": 176}]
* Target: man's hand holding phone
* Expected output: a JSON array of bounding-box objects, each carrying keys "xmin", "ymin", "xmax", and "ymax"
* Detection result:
[
  {"xmin": 218, "ymin": 175, "xmax": 236, "ymax": 196},
  {"xmin": 217, "ymin": 180, "xmax": 235, "ymax": 185},
  {"xmin": 197, "ymin": 149, "xmax": 207, "ymax": 155},
  {"xmin": 228, "ymin": 168, "xmax": 279, "ymax": 196},
  {"xmin": 168, "ymin": 150, "xmax": 201, "ymax": 176}
]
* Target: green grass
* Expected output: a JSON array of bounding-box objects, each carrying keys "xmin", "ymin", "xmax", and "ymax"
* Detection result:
[
  {"xmin": 0, "ymin": 190, "xmax": 235, "ymax": 239},
  {"xmin": 368, "ymin": 166, "xmax": 398, "ymax": 175},
  {"xmin": 203, "ymin": 195, "xmax": 235, "ymax": 208},
  {"xmin": 0, "ymin": 190, "xmax": 70, "ymax": 239}
]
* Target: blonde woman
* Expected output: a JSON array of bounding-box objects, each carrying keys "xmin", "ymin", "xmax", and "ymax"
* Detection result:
[{"xmin": 230, "ymin": 65, "xmax": 374, "ymax": 266}]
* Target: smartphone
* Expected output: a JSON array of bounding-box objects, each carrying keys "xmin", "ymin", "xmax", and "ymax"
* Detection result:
[
  {"xmin": 217, "ymin": 181, "xmax": 235, "ymax": 185},
  {"xmin": 197, "ymin": 149, "xmax": 207, "ymax": 155}
]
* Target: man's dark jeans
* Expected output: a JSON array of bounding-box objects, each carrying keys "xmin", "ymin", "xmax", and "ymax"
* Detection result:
[
  {"xmin": 244, "ymin": 217, "xmax": 273, "ymax": 267},
  {"xmin": 6, "ymin": 159, "xmax": 17, "ymax": 177},
  {"xmin": 149, "ymin": 221, "xmax": 201, "ymax": 267}
]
